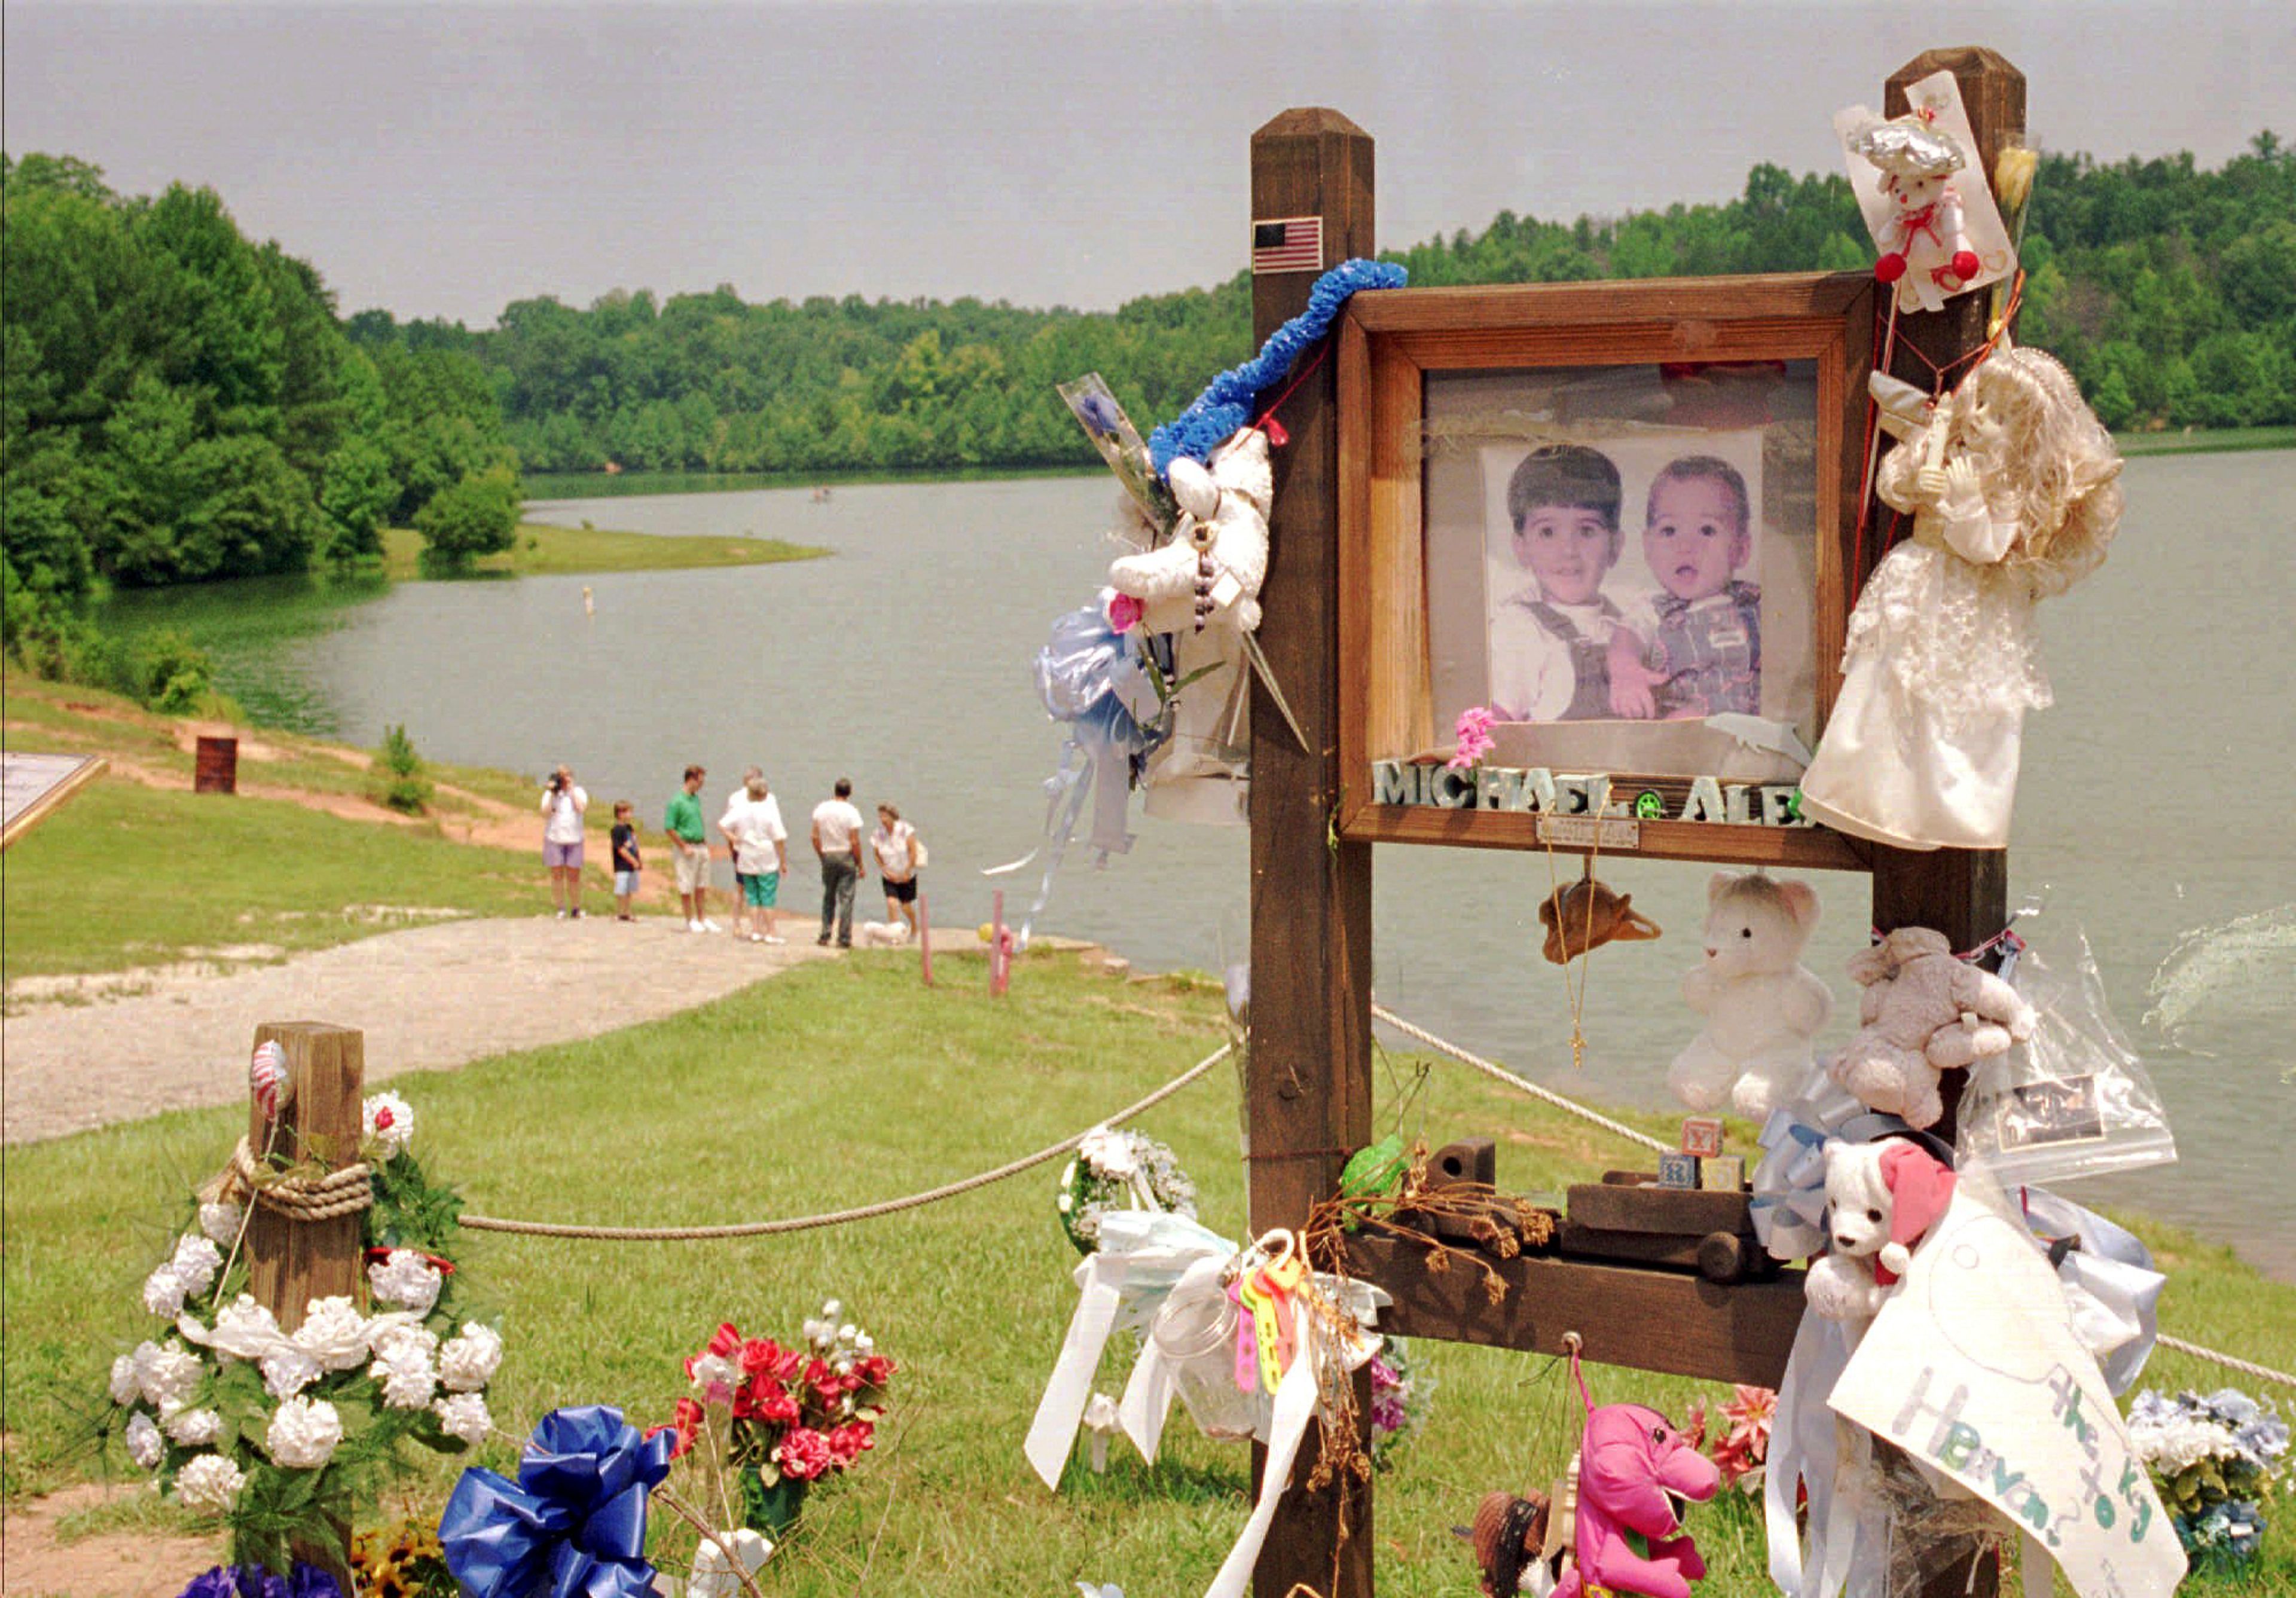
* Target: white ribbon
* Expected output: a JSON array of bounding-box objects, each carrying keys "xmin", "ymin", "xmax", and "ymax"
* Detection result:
[{"xmin": 1025, "ymin": 1212, "xmax": 1235, "ymax": 1490}]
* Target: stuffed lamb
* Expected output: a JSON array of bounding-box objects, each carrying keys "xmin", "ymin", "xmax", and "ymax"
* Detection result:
[{"xmin": 1826, "ymin": 927, "xmax": 2034, "ymax": 1130}]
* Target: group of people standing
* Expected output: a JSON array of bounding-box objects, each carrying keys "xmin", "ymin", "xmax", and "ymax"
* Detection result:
[{"xmin": 541, "ymin": 763, "xmax": 924, "ymax": 947}]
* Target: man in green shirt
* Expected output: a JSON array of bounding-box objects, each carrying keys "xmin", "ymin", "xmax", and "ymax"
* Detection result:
[{"xmin": 664, "ymin": 764, "xmax": 718, "ymax": 933}]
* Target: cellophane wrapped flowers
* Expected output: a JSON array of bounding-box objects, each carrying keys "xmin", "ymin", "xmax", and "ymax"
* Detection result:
[
  {"xmin": 2127, "ymin": 1387, "xmax": 2288, "ymax": 1563},
  {"xmin": 657, "ymin": 1301, "xmax": 896, "ymax": 1538}
]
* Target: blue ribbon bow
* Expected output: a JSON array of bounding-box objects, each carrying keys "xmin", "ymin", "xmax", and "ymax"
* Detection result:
[{"xmin": 439, "ymin": 1405, "xmax": 674, "ymax": 1598}]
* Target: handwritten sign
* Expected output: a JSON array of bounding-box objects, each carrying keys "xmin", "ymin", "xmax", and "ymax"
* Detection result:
[{"xmin": 1830, "ymin": 1170, "xmax": 2185, "ymax": 1598}]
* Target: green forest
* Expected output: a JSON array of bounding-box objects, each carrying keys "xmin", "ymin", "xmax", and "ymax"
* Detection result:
[
  {"xmin": 4, "ymin": 135, "xmax": 2292, "ymax": 635},
  {"xmin": 373, "ymin": 133, "xmax": 2296, "ymax": 476},
  {"xmin": 1, "ymin": 155, "xmax": 517, "ymax": 633}
]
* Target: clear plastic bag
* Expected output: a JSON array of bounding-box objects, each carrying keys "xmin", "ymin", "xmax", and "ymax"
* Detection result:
[{"xmin": 1955, "ymin": 900, "xmax": 2178, "ymax": 1184}]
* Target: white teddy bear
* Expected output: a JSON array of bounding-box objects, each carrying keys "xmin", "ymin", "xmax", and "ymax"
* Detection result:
[
  {"xmin": 1802, "ymin": 1138, "xmax": 1957, "ymax": 1324},
  {"xmin": 1669, "ymin": 872, "xmax": 1834, "ymax": 1119}
]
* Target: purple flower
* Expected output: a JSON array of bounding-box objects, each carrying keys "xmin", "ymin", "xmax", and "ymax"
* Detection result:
[{"xmin": 173, "ymin": 1566, "xmax": 344, "ymax": 1598}]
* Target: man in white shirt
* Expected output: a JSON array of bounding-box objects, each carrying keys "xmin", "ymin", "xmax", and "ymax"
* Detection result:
[
  {"xmin": 810, "ymin": 777, "xmax": 867, "ymax": 948},
  {"xmin": 538, "ymin": 763, "xmax": 588, "ymax": 919}
]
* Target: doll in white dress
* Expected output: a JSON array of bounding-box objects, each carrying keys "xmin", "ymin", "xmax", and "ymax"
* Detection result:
[{"xmin": 1799, "ymin": 344, "xmax": 2122, "ymax": 850}]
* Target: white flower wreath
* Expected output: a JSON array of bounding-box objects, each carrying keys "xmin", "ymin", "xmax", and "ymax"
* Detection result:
[{"xmin": 1055, "ymin": 1125, "xmax": 1199, "ymax": 1254}]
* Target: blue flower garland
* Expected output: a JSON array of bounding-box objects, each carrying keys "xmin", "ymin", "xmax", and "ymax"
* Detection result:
[{"xmin": 1147, "ymin": 258, "xmax": 1406, "ymax": 473}]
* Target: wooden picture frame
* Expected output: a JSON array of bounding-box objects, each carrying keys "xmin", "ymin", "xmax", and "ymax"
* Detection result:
[{"xmin": 1335, "ymin": 271, "xmax": 1877, "ymax": 871}]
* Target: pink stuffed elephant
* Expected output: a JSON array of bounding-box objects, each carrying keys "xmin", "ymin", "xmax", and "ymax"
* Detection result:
[
  {"xmin": 1826, "ymin": 927, "xmax": 2034, "ymax": 1130},
  {"xmin": 1554, "ymin": 1403, "xmax": 1720, "ymax": 1598}
]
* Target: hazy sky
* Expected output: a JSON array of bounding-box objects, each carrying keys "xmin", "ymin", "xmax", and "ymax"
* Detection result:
[{"xmin": 8, "ymin": 2, "xmax": 2293, "ymax": 328}]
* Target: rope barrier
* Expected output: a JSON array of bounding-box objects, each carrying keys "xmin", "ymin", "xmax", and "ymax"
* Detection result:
[
  {"xmin": 224, "ymin": 1137, "xmax": 373, "ymax": 1223},
  {"xmin": 2156, "ymin": 1334, "xmax": 2296, "ymax": 1393},
  {"xmin": 456, "ymin": 1040, "xmax": 1232, "ymax": 1241},
  {"xmin": 1369, "ymin": 1004, "xmax": 1672, "ymax": 1156}
]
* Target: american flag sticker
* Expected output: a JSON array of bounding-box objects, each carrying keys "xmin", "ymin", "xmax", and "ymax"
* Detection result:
[{"xmin": 1251, "ymin": 216, "xmax": 1324, "ymax": 274}]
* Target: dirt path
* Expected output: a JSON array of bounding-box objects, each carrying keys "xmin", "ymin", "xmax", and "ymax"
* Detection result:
[
  {"xmin": 0, "ymin": 914, "xmax": 897, "ymax": 1144},
  {"xmin": 0, "ymin": 1483, "xmax": 223, "ymax": 1597}
]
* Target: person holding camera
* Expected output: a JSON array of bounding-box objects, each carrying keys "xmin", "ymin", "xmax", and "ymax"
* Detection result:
[{"xmin": 539, "ymin": 763, "xmax": 589, "ymax": 919}]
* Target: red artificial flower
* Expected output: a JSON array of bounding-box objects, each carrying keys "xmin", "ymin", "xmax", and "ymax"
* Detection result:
[
  {"xmin": 646, "ymin": 1397, "xmax": 706, "ymax": 1459},
  {"xmin": 740, "ymin": 1339, "xmax": 801, "ymax": 1384},
  {"xmin": 826, "ymin": 1421, "xmax": 874, "ymax": 1466},
  {"xmin": 776, "ymin": 1426, "xmax": 834, "ymax": 1482},
  {"xmin": 804, "ymin": 1357, "xmax": 847, "ymax": 1407},
  {"xmin": 855, "ymin": 1354, "xmax": 896, "ymax": 1389},
  {"xmin": 758, "ymin": 1382, "xmax": 800, "ymax": 1426},
  {"xmin": 1712, "ymin": 1385, "xmax": 1778, "ymax": 1488}
]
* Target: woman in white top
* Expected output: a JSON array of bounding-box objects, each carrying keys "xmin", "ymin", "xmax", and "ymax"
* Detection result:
[
  {"xmin": 538, "ymin": 763, "xmax": 589, "ymax": 919},
  {"xmin": 869, "ymin": 803, "xmax": 924, "ymax": 939}
]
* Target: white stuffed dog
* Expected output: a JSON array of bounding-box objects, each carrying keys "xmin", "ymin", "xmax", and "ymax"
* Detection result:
[
  {"xmin": 1669, "ymin": 873, "xmax": 1834, "ymax": 1119},
  {"xmin": 1802, "ymin": 1139, "xmax": 1958, "ymax": 1324}
]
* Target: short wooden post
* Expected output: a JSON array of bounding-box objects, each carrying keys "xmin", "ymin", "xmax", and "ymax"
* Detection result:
[
  {"xmin": 245, "ymin": 1022, "xmax": 368, "ymax": 1332},
  {"xmin": 245, "ymin": 1020, "xmax": 366, "ymax": 1584},
  {"xmin": 917, "ymin": 891, "xmax": 935, "ymax": 986},
  {"xmin": 1247, "ymin": 108, "xmax": 1377, "ymax": 1598},
  {"xmin": 990, "ymin": 890, "xmax": 1010, "ymax": 997},
  {"xmin": 1871, "ymin": 47, "xmax": 2026, "ymax": 1598}
]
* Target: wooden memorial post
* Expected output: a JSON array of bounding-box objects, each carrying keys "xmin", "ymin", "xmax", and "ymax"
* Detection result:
[
  {"xmin": 1244, "ymin": 45, "xmax": 2026, "ymax": 1598},
  {"xmin": 1246, "ymin": 108, "xmax": 1378, "ymax": 1598}
]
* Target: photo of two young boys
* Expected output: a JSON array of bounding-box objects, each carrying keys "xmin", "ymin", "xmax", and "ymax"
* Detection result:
[{"xmin": 1482, "ymin": 432, "xmax": 1768, "ymax": 731}]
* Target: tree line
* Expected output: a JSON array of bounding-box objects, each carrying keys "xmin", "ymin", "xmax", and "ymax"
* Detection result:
[
  {"xmin": 4, "ymin": 133, "xmax": 2291, "ymax": 640},
  {"xmin": 341, "ymin": 133, "xmax": 2291, "ymax": 478}
]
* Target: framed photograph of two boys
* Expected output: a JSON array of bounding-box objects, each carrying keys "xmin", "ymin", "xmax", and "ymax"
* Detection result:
[{"xmin": 1335, "ymin": 271, "xmax": 1876, "ymax": 871}]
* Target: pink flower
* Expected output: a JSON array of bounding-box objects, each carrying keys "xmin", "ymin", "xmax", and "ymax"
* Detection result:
[
  {"xmin": 775, "ymin": 1426, "xmax": 834, "ymax": 1481},
  {"xmin": 1447, "ymin": 705, "xmax": 1496, "ymax": 770},
  {"xmin": 1711, "ymin": 1385, "xmax": 1776, "ymax": 1488},
  {"xmin": 1108, "ymin": 592, "xmax": 1144, "ymax": 634}
]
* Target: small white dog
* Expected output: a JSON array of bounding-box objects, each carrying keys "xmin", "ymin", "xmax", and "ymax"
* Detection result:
[
  {"xmin": 1802, "ymin": 1138, "xmax": 1957, "ymax": 1324},
  {"xmin": 851, "ymin": 919, "xmax": 914, "ymax": 950}
]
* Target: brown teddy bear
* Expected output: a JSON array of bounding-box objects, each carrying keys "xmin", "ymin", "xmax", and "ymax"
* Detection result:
[{"xmin": 1825, "ymin": 927, "xmax": 2034, "ymax": 1129}]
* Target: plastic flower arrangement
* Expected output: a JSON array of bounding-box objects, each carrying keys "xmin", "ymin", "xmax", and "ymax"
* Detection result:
[
  {"xmin": 103, "ymin": 1093, "xmax": 499, "ymax": 1580},
  {"xmin": 2127, "ymin": 1387, "xmax": 2288, "ymax": 1563},
  {"xmin": 655, "ymin": 1302, "xmax": 896, "ymax": 1541},
  {"xmin": 1366, "ymin": 1336, "xmax": 1433, "ymax": 1466},
  {"xmin": 1055, "ymin": 1125, "xmax": 1199, "ymax": 1255}
]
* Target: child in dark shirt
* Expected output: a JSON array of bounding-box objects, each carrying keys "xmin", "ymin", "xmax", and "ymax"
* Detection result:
[{"xmin": 610, "ymin": 802, "xmax": 642, "ymax": 921}]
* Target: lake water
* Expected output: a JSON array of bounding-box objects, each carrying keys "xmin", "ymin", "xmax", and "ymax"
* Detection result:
[{"xmin": 111, "ymin": 453, "xmax": 2296, "ymax": 1281}]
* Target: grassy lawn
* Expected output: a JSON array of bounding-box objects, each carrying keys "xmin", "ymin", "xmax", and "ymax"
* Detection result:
[
  {"xmin": 379, "ymin": 520, "xmax": 825, "ymax": 579},
  {"xmin": 0, "ymin": 777, "xmax": 549, "ymax": 982},
  {"xmin": 4, "ymin": 955, "xmax": 2288, "ymax": 1594}
]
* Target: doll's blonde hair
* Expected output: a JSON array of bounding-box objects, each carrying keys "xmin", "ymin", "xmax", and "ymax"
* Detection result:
[{"xmin": 1944, "ymin": 344, "xmax": 2123, "ymax": 598}]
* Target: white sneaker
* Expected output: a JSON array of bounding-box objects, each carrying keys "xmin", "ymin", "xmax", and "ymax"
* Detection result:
[
  {"xmin": 762, "ymin": 934, "xmax": 786, "ymax": 945},
  {"xmin": 555, "ymin": 909, "xmax": 568, "ymax": 920},
  {"xmin": 747, "ymin": 932, "xmax": 764, "ymax": 943},
  {"xmin": 702, "ymin": 918, "xmax": 723, "ymax": 933},
  {"xmin": 688, "ymin": 919, "xmax": 705, "ymax": 933}
]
